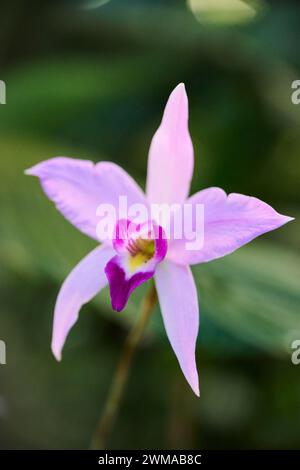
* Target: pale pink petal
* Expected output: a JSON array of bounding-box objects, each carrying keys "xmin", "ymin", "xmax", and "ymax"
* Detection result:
[
  {"xmin": 51, "ymin": 245, "xmax": 114, "ymax": 360},
  {"xmin": 146, "ymin": 83, "xmax": 194, "ymax": 205},
  {"xmin": 168, "ymin": 188, "xmax": 294, "ymax": 265},
  {"xmin": 154, "ymin": 260, "xmax": 200, "ymax": 396},
  {"xmin": 26, "ymin": 158, "xmax": 147, "ymax": 241}
]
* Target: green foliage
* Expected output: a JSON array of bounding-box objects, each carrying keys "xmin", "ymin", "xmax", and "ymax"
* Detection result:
[{"xmin": 0, "ymin": 0, "xmax": 299, "ymax": 450}]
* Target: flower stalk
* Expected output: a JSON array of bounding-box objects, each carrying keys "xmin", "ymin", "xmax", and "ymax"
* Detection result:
[{"xmin": 90, "ymin": 283, "xmax": 157, "ymax": 449}]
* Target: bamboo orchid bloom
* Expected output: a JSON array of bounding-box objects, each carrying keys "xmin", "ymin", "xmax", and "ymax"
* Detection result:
[{"xmin": 26, "ymin": 84, "xmax": 293, "ymax": 396}]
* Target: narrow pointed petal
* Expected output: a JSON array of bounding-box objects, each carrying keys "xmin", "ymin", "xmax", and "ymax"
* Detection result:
[
  {"xmin": 146, "ymin": 84, "xmax": 194, "ymax": 205},
  {"xmin": 51, "ymin": 245, "xmax": 114, "ymax": 360},
  {"xmin": 154, "ymin": 260, "xmax": 200, "ymax": 396},
  {"xmin": 26, "ymin": 158, "xmax": 147, "ymax": 241},
  {"xmin": 168, "ymin": 188, "xmax": 294, "ymax": 265}
]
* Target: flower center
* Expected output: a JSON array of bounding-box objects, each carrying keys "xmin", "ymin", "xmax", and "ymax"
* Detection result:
[{"xmin": 127, "ymin": 238, "xmax": 155, "ymax": 271}]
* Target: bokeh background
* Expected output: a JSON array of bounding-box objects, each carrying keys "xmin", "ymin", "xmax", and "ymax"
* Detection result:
[{"xmin": 0, "ymin": 0, "xmax": 300, "ymax": 449}]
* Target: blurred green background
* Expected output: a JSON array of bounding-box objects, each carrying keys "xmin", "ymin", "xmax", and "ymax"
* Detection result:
[{"xmin": 0, "ymin": 0, "xmax": 300, "ymax": 449}]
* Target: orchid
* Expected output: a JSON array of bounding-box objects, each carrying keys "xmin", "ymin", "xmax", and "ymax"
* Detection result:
[{"xmin": 26, "ymin": 83, "xmax": 292, "ymax": 397}]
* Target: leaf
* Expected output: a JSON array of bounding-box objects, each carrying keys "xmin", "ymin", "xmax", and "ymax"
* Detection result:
[
  {"xmin": 0, "ymin": 56, "xmax": 172, "ymax": 142},
  {"xmin": 194, "ymin": 241, "xmax": 300, "ymax": 354},
  {"xmin": 187, "ymin": 0, "xmax": 260, "ymax": 26}
]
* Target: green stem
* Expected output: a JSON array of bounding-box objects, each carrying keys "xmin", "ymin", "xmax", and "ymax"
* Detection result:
[{"xmin": 89, "ymin": 284, "xmax": 157, "ymax": 450}]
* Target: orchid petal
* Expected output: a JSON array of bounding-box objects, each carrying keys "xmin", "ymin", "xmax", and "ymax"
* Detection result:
[
  {"xmin": 106, "ymin": 219, "xmax": 168, "ymax": 311},
  {"xmin": 168, "ymin": 188, "xmax": 294, "ymax": 265},
  {"xmin": 154, "ymin": 260, "xmax": 200, "ymax": 396},
  {"xmin": 105, "ymin": 256, "xmax": 154, "ymax": 312},
  {"xmin": 146, "ymin": 83, "xmax": 194, "ymax": 205},
  {"xmin": 51, "ymin": 245, "xmax": 114, "ymax": 360},
  {"xmin": 26, "ymin": 158, "xmax": 147, "ymax": 242}
]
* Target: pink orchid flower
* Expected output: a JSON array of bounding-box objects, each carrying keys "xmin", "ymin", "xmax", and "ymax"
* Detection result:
[{"xmin": 26, "ymin": 84, "xmax": 293, "ymax": 396}]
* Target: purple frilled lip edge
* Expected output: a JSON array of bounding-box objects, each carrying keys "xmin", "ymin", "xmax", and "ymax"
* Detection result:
[
  {"xmin": 105, "ymin": 219, "xmax": 168, "ymax": 312},
  {"xmin": 25, "ymin": 83, "xmax": 294, "ymax": 396}
]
